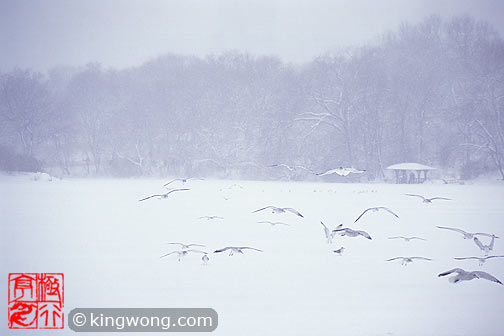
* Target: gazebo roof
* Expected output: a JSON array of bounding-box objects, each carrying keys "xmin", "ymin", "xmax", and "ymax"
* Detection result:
[{"xmin": 386, "ymin": 162, "xmax": 436, "ymax": 171}]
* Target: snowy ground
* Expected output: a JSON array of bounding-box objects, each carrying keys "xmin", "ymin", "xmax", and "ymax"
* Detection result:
[{"xmin": 1, "ymin": 174, "xmax": 504, "ymax": 335}]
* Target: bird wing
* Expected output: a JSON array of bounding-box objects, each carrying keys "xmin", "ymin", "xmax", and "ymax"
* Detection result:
[
  {"xmin": 473, "ymin": 237, "xmax": 485, "ymax": 250},
  {"xmin": 411, "ymin": 257, "xmax": 432, "ymax": 261},
  {"xmin": 284, "ymin": 208, "xmax": 304, "ymax": 217},
  {"xmin": 320, "ymin": 221, "xmax": 329, "ymax": 237},
  {"xmin": 164, "ymin": 242, "xmax": 183, "ymax": 247},
  {"xmin": 387, "ymin": 257, "xmax": 403, "ymax": 261},
  {"xmin": 388, "ymin": 236, "xmax": 403, "ymax": 240},
  {"xmin": 405, "ymin": 194, "xmax": 426, "ymax": 200},
  {"xmin": 240, "ymin": 247, "xmax": 264, "ymax": 252},
  {"xmin": 436, "ymin": 226, "xmax": 467, "ymax": 234},
  {"xmin": 213, "ymin": 247, "xmax": 232, "ymax": 253},
  {"xmin": 186, "ymin": 249, "xmax": 207, "ymax": 254},
  {"xmin": 163, "ymin": 179, "xmax": 178, "ymax": 186},
  {"xmin": 453, "ymin": 257, "xmax": 478, "ymax": 260},
  {"xmin": 138, "ymin": 194, "xmax": 160, "ymax": 202},
  {"xmin": 486, "ymin": 255, "xmax": 504, "ymax": 259},
  {"xmin": 166, "ymin": 188, "xmax": 190, "ymax": 195},
  {"xmin": 357, "ymin": 230, "xmax": 372, "ymax": 240},
  {"xmin": 252, "ymin": 206, "xmax": 275, "ymax": 213},
  {"xmin": 268, "ymin": 164, "xmax": 293, "ymax": 171},
  {"xmin": 159, "ymin": 251, "xmax": 177, "ymax": 258},
  {"xmin": 378, "ymin": 207, "xmax": 399, "ymax": 218},
  {"xmin": 472, "ymin": 271, "xmax": 503, "ymax": 284},
  {"xmin": 354, "ymin": 208, "xmax": 372, "ymax": 223},
  {"xmin": 411, "ymin": 237, "xmax": 427, "ymax": 241},
  {"xmin": 429, "ymin": 197, "xmax": 452, "ymax": 201},
  {"xmin": 187, "ymin": 244, "xmax": 206, "ymax": 248},
  {"xmin": 474, "ymin": 232, "xmax": 498, "ymax": 238},
  {"xmin": 438, "ymin": 268, "xmax": 464, "ymax": 277},
  {"xmin": 316, "ymin": 168, "xmax": 339, "ymax": 176}
]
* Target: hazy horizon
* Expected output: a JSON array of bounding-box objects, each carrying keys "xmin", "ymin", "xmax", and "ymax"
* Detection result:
[{"xmin": 1, "ymin": 0, "xmax": 504, "ymax": 72}]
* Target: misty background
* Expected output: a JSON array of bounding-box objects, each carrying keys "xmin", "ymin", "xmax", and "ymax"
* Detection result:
[{"xmin": 1, "ymin": 1, "xmax": 504, "ymax": 181}]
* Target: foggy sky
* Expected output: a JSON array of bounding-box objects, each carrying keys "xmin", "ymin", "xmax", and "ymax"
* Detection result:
[{"xmin": 1, "ymin": 0, "xmax": 504, "ymax": 72}]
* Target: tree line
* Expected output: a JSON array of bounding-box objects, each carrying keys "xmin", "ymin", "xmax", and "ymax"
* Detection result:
[{"xmin": 1, "ymin": 16, "xmax": 503, "ymax": 181}]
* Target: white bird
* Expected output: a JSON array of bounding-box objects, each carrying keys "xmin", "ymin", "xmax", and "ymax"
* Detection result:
[
  {"xmin": 252, "ymin": 206, "xmax": 304, "ymax": 218},
  {"xmin": 257, "ymin": 221, "xmax": 290, "ymax": 227},
  {"xmin": 160, "ymin": 249, "xmax": 207, "ymax": 261},
  {"xmin": 332, "ymin": 228, "xmax": 372, "ymax": 240},
  {"xmin": 387, "ymin": 256, "xmax": 432, "ymax": 266},
  {"xmin": 164, "ymin": 242, "xmax": 206, "ymax": 249},
  {"xmin": 436, "ymin": 226, "xmax": 498, "ymax": 240},
  {"xmin": 163, "ymin": 178, "xmax": 203, "ymax": 187},
  {"xmin": 320, "ymin": 221, "xmax": 343, "ymax": 243},
  {"xmin": 333, "ymin": 247, "xmax": 345, "ymax": 255},
  {"xmin": 354, "ymin": 207, "xmax": 399, "ymax": 223},
  {"xmin": 268, "ymin": 164, "xmax": 314, "ymax": 173},
  {"xmin": 198, "ymin": 216, "xmax": 224, "ymax": 220},
  {"xmin": 473, "ymin": 235, "xmax": 497, "ymax": 256},
  {"xmin": 202, "ymin": 254, "xmax": 210, "ymax": 265},
  {"xmin": 213, "ymin": 246, "xmax": 264, "ymax": 256},
  {"xmin": 438, "ymin": 268, "xmax": 503, "ymax": 285},
  {"xmin": 388, "ymin": 236, "xmax": 427, "ymax": 242},
  {"xmin": 454, "ymin": 255, "xmax": 504, "ymax": 266},
  {"xmin": 316, "ymin": 167, "xmax": 366, "ymax": 177},
  {"xmin": 405, "ymin": 194, "xmax": 452, "ymax": 203},
  {"xmin": 138, "ymin": 188, "xmax": 190, "ymax": 202}
]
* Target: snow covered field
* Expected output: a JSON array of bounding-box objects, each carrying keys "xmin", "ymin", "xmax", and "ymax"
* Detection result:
[{"xmin": 1, "ymin": 174, "xmax": 504, "ymax": 335}]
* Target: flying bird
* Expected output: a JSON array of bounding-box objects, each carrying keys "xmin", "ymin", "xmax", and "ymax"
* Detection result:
[
  {"xmin": 388, "ymin": 236, "xmax": 427, "ymax": 242},
  {"xmin": 198, "ymin": 216, "xmax": 224, "ymax": 220},
  {"xmin": 316, "ymin": 167, "xmax": 366, "ymax": 177},
  {"xmin": 163, "ymin": 178, "xmax": 203, "ymax": 187},
  {"xmin": 438, "ymin": 268, "xmax": 502, "ymax": 285},
  {"xmin": 454, "ymin": 255, "xmax": 504, "ymax": 266},
  {"xmin": 320, "ymin": 221, "xmax": 343, "ymax": 243},
  {"xmin": 164, "ymin": 242, "xmax": 206, "ymax": 249},
  {"xmin": 387, "ymin": 256, "xmax": 432, "ymax": 266},
  {"xmin": 138, "ymin": 188, "xmax": 190, "ymax": 202},
  {"xmin": 436, "ymin": 226, "xmax": 498, "ymax": 240},
  {"xmin": 332, "ymin": 228, "xmax": 372, "ymax": 240},
  {"xmin": 473, "ymin": 235, "xmax": 497, "ymax": 256},
  {"xmin": 333, "ymin": 247, "xmax": 345, "ymax": 256},
  {"xmin": 213, "ymin": 246, "xmax": 264, "ymax": 256},
  {"xmin": 257, "ymin": 221, "xmax": 290, "ymax": 227},
  {"xmin": 252, "ymin": 206, "xmax": 304, "ymax": 218},
  {"xmin": 160, "ymin": 249, "xmax": 207, "ymax": 261},
  {"xmin": 405, "ymin": 194, "xmax": 452, "ymax": 203},
  {"xmin": 354, "ymin": 207, "xmax": 399, "ymax": 223}
]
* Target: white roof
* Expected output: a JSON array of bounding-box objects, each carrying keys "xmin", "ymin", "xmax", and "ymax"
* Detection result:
[{"xmin": 386, "ymin": 163, "xmax": 436, "ymax": 170}]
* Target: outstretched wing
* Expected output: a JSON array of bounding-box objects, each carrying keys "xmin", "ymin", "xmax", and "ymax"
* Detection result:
[
  {"xmin": 388, "ymin": 236, "xmax": 404, "ymax": 240},
  {"xmin": 357, "ymin": 230, "xmax": 372, "ymax": 240},
  {"xmin": 163, "ymin": 179, "xmax": 180, "ymax": 186},
  {"xmin": 486, "ymin": 255, "xmax": 504, "ymax": 260},
  {"xmin": 386, "ymin": 257, "xmax": 403, "ymax": 261},
  {"xmin": 240, "ymin": 247, "xmax": 264, "ymax": 252},
  {"xmin": 410, "ymin": 237, "xmax": 427, "ymax": 241},
  {"xmin": 316, "ymin": 168, "xmax": 341, "ymax": 176},
  {"xmin": 164, "ymin": 242, "xmax": 183, "ymax": 247},
  {"xmin": 214, "ymin": 247, "xmax": 232, "ymax": 253},
  {"xmin": 166, "ymin": 188, "xmax": 190, "ymax": 195},
  {"xmin": 438, "ymin": 268, "xmax": 464, "ymax": 277},
  {"xmin": 473, "ymin": 237, "xmax": 485, "ymax": 250},
  {"xmin": 138, "ymin": 194, "xmax": 161, "ymax": 202},
  {"xmin": 473, "ymin": 271, "xmax": 503, "ymax": 284},
  {"xmin": 354, "ymin": 208, "xmax": 372, "ymax": 223},
  {"xmin": 474, "ymin": 232, "xmax": 499, "ymax": 238},
  {"xmin": 186, "ymin": 249, "xmax": 207, "ymax": 254},
  {"xmin": 436, "ymin": 226, "xmax": 466, "ymax": 234},
  {"xmin": 252, "ymin": 206, "xmax": 275, "ymax": 213},
  {"xmin": 411, "ymin": 257, "xmax": 432, "ymax": 261},
  {"xmin": 284, "ymin": 208, "xmax": 304, "ymax": 218},
  {"xmin": 187, "ymin": 244, "xmax": 206, "ymax": 248},
  {"xmin": 429, "ymin": 197, "xmax": 452, "ymax": 201},
  {"xmin": 320, "ymin": 221, "xmax": 330, "ymax": 238},
  {"xmin": 405, "ymin": 194, "xmax": 426, "ymax": 200},
  {"xmin": 454, "ymin": 257, "xmax": 479, "ymax": 260},
  {"xmin": 160, "ymin": 251, "xmax": 177, "ymax": 258},
  {"xmin": 378, "ymin": 207, "xmax": 399, "ymax": 218}
]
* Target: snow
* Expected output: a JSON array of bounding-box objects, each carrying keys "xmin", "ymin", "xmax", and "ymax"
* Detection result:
[{"xmin": 1, "ymin": 175, "xmax": 504, "ymax": 335}]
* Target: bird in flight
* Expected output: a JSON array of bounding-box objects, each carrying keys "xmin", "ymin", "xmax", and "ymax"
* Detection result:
[
  {"xmin": 320, "ymin": 221, "xmax": 343, "ymax": 243},
  {"xmin": 354, "ymin": 207, "xmax": 399, "ymax": 223},
  {"xmin": 333, "ymin": 247, "xmax": 345, "ymax": 256},
  {"xmin": 436, "ymin": 226, "xmax": 498, "ymax": 240},
  {"xmin": 405, "ymin": 194, "xmax": 452, "ymax": 203},
  {"xmin": 257, "ymin": 221, "xmax": 290, "ymax": 227},
  {"xmin": 438, "ymin": 268, "xmax": 502, "ymax": 285},
  {"xmin": 388, "ymin": 236, "xmax": 427, "ymax": 242},
  {"xmin": 316, "ymin": 167, "xmax": 366, "ymax": 177},
  {"xmin": 473, "ymin": 235, "xmax": 497, "ymax": 256},
  {"xmin": 213, "ymin": 246, "xmax": 263, "ymax": 256},
  {"xmin": 454, "ymin": 255, "xmax": 504, "ymax": 266},
  {"xmin": 387, "ymin": 256, "xmax": 432, "ymax": 266},
  {"xmin": 163, "ymin": 178, "xmax": 203, "ymax": 187},
  {"xmin": 332, "ymin": 227, "xmax": 372, "ymax": 240},
  {"xmin": 160, "ymin": 249, "xmax": 207, "ymax": 262},
  {"xmin": 164, "ymin": 242, "xmax": 206, "ymax": 250},
  {"xmin": 138, "ymin": 188, "xmax": 190, "ymax": 202},
  {"xmin": 252, "ymin": 206, "xmax": 304, "ymax": 218},
  {"xmin": 198, "ymin": 216, "xmax": 224, "ymax": 220}
]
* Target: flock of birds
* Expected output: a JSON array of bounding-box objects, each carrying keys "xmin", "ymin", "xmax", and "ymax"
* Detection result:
[{"xmin": 138, "ymin": 170, "xmax": 503, "ymax": 287}]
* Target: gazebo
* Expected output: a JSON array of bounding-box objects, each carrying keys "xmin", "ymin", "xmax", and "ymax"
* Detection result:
[{"xmin": 386, "ymin": 163, "xmax": 436, "ymax": 184}]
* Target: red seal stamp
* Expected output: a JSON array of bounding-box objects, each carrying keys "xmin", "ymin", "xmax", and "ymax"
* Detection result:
[{"xmin": 8, "ymin": 273, "xmax": 64, "ymax": 329}]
